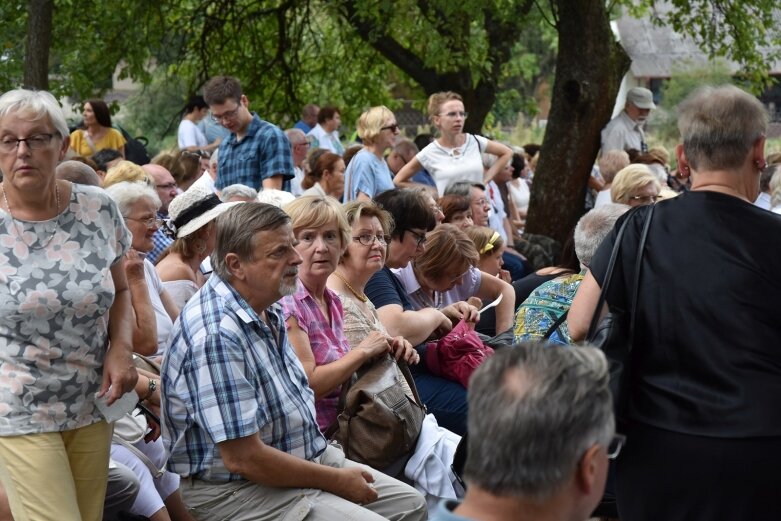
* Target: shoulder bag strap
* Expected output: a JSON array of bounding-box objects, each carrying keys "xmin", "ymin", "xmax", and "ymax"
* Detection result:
[
  {"xmin": 469, "ymin": 133, "xmax": 484, "ymax": 153},
  {"xmin": 397, "ymin": 358, "xmax": 424, "ymax": 408},
  {"xmin": 626, "ymin": 204, "xmax": 655, "ymax": 354},
  {"xmin": 586, "ymin": 215, "xmax": 631, "ymax": 338},
  {"xmin": 543, "ymin": 310, "xmax": 569, "ymax": 340},
  {"xmin": 82, "ymin": 129, "xmax": 97, "ymax": 155}
]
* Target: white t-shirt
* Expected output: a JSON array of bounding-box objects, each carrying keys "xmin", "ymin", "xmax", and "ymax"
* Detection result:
[
  {"xmin": 486, "ymin": 181, "xmax": 508, "ymax": 243},
  {"xmin": 507, "ymin": 178, "xmax": 530, "ymax": 213},
  {"xmin": 416, "ymin": 134, "xmax": 488, "ymax": 195},
  {"xmin": 307, "ymin": 124, "xmax": 344, "ymax": 155},
  {"xmin": 594, "ymin": 189, "xmax": 613, "ymax": 208},
  {"xmin": 178, "ymin": 119, "xmax": 208, "ymax": 149},
  {"xmin": 143, "ymin": 258, "xmax": 174, "ymax": 356}
]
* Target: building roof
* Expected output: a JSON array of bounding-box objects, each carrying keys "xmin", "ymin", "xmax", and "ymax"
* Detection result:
[{"xmin": 616, "ymin": 9, "xmax": 781, "ymax": 79}]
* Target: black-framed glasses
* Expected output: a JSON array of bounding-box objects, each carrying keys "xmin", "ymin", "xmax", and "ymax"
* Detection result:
[
  {"xmin": 353, "ymin": 234, "xmax": 390, "ymax": 246},
  {"xmin": 156, "ymin": 182, "xmax": 178, "ymax": 190},
  {"xmin": 0, "ymin": 133, "xmax": 57, "ymax": 153},
  {"xmin": 126, "ymin": 216, "xmax": 164, "ymax": 229},
  {"xmin": 210, "ymin": 105, "xmax": 241, "ymax": 123},
  {"xmin": 407, "ymin": 229, "xmax": 427, "ymax": 247},
  {"xmin": 607, "ymin": 433, "xmax": 626, "ymax": 460},
  {"xmin": 439, "ymin": 111, "xmax": 468, "ymax": 119},
  {"xmin": 381, "ymin": 123, "xmax": 399, "ymax": 132}
]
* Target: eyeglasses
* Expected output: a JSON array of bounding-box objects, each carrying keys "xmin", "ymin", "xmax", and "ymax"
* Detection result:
[
  {"xmin": 126, "ymin": 216, "xmax": 164, "ymax": 229},
  {"xmin": 439, "ymin": 111, "xmax": 468, "ymax": 119},
  {"xmin": 0, "ymin": 133, "xmax": 57, "ymax": 153},
  {"xmin": 629, "ymin": 194, "xmax": 662, "ymax": 204},
  {"xmin": 607, "ymin": 434, "xmax": 626, "ymax": 460},
  {"xmin": 156, "ymin": 182, "xmax": 178, "ymax": 190},
  {"xmin": 430, "ymin": 204, "xmax": 443, "ymax": 215},
  {"xmin": 380, "ymin": 123, "xmax": 399, "ymax": 132},
  {"xmin": 353, "ymin": 234, "xmax": 390, "ymax": 246},
  {"xmin": 473, "ymin": 197, "xmax": 491, "ymax": 209},
  {"xmin": 210, "ymin": 105, "xmax": 241, "ymax": 123},
  {"xmin": 407, "ymin": 229, "xmax": 427, "ymax": 247}
]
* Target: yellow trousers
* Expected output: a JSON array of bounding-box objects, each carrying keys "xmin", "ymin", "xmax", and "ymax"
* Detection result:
[{"xmin": 0, "ymin": 421, "xmax": 111, "ymax": 521}]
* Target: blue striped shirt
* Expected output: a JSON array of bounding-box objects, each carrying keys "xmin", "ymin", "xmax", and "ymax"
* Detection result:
[
  {"xmin": 162, "ymin": 274, "xmax": 326, "ymax": 481},
  {"xmin": 216, "ymin": 113, "xmax": 294, "ymax": 191}
]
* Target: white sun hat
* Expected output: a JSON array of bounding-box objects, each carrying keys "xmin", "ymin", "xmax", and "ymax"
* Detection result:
[{"xmin": 166, "ymin": 183, "xmax": 243, "ymax": 239}]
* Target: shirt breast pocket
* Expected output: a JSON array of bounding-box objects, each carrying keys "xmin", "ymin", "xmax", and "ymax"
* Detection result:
[{"xmin": 238, "ymin": 150, "xmax": 257, "ymax": 165}]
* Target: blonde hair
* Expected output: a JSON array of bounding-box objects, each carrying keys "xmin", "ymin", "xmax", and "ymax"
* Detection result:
[
  {"xmin": 356, "ymin": 106, "xmax": 394, "ymax": 145},
  {"xmin": 610, "ymin": 164, "xmax": 660, "ymax": 205},
  {"xmin": 427, "ymin": 91, "xmax": 463, "ymax": 119},
  {"xmin": 103, "ymin": 160, "xmax": 154, "ymax": 188},
  {"xmin": 283, "ymin": 195, "xmax": 351, "ymax": 251},
  {"xmin": 465, "ymin": 226, "xmax": 504, "ymax": 259}
]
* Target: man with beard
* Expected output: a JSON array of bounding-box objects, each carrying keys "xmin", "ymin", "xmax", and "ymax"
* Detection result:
[
  {"xmin": 600, "ymin": 87, "xmax": 655, "ymax": 155},
  {"xmin": 161, "ymin": 203, "xmax": 426, "ymax": 521}
]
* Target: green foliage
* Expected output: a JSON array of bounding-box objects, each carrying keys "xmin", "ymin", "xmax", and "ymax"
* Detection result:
[{"xmin": 649, "ymin": 60, "xmax": 734, "ymax": 144}]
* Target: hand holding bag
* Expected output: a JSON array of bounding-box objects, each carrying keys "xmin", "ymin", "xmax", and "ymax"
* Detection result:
[
  {"xmin": 426, "ymin": 319, "xmax": 494, "ymax": 388},
  {"xmin": 331, "ymin": 354, "xmax": 426, "ymax": 470}
]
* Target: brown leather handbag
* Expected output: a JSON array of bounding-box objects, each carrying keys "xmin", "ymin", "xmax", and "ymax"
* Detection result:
[{"xmin": 330, "ymin": 354, "xmax": 426, "ymax": 469}]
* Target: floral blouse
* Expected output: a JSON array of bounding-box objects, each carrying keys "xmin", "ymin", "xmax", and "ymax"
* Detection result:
[{"xmin": 0, "ymin": 183, "xmax": 130, "ymax": 434}]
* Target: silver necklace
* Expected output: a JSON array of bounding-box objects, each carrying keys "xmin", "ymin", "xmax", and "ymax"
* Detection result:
[{"xmin": 1, "ymin": 181, "xmax": 61, "ymax": 250}]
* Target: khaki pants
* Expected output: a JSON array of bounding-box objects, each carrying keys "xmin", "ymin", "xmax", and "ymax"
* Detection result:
[
  {"xmin": 181, "ymin": 444, "xmax": 427, "ymax": 521},
  {"xmin": 0, "ymin": 421, "xmax": 111, "ymax": 521}
]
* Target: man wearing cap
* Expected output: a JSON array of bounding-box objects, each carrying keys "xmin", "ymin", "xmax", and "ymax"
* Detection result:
[
  {"xmin": 600, "ymin": 86, "xmax": 656, "ymax": 155},
  {"xmin": 143, "ymin": 163, "xmax": 179, "ymax": 264}
]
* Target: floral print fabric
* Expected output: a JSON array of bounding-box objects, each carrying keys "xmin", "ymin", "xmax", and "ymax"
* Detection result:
[{"xmin": 0, "ymin": 183, "xmax": 130, "ymax": 435}]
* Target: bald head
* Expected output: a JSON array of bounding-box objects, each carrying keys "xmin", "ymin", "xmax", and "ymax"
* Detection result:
[
  {"xmin": 56, "ymin": 160, "xmax": 101, "ymax": 186},
  {"xmin": 142, "ymin": 163, "xmax": 177, "ymax": 214}
]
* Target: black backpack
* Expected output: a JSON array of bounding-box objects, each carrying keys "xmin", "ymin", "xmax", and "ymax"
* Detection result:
[{"xmin": 117, "ymin": 125, "xmax": 151, "ymax": 165}]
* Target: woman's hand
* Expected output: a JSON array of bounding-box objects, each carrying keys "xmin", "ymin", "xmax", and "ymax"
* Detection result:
[
  {"xmin": 441, "ymin": 301, "xmax": 480, "ymax": 325},
  {"xmin": 124, "ymin": 249, "xmax": 146, "ymax": 282},
  {"xmin": 388, "ymin": 336, "xmax": 419, "ymax": 365},
  {"xmin": 356, "ymin": 331, "xmax": 391, "ymax": 360},
  {"xmin": 99, "ymin": 343, "xmax": 138, "ymax": 405}
]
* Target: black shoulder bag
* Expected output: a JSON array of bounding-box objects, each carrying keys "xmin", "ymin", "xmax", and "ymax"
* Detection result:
[{"xmin": 586, "ymin": 204, "xmax": 655, "ymax": 418}]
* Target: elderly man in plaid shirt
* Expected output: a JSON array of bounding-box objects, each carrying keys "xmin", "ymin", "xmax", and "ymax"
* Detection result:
[
  {"xmin": 161, "ymin": 202, "xmax": 426, "ymax": 520},
  {"xmin": 204, "ymin": 76, "xmax": 294, "ymax": 192}
]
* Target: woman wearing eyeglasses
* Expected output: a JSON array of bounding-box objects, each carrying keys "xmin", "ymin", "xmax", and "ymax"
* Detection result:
[
  {"xmin": 610, "ymin": 164, "xmax": 661, "ymax": 207},
  {"xmin": 393, "ymin": 91, "xmax": 513, "ymax": 195},
  {"xmin": 342, "ymin": 106, "xmax": 400, "ymax": 202},
  {"xmin": 0, "ymin": 89, "xmax": 136, "ymax": 521},
  {"xmin": 280, "ymin": 196, "xmax": 417, "ymax": 432},
  {"xmin": 105, "ymin": 181, "xmax": 197, "ymax": 521}
]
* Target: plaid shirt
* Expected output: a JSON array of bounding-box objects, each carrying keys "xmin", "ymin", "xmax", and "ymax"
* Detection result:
[
  {"xmin": 215, "ymin": 113, "xmax": 294, "ymax": 191},
  {"xmin": 147, "ymin": 211, "xmax": 173, "ymax": 264},
  {"xmin": 281, "ymin": 281, "xmax": 350, "ymax": 431},
  {"xmin": 162, "ymin": 274, "xmax": 326, "ymax": 481}
]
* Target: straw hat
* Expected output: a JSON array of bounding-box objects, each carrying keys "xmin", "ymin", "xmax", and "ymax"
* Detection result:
[{"xmin": 165, "ymin": 183, "xmax": 242, "ymax": 239}]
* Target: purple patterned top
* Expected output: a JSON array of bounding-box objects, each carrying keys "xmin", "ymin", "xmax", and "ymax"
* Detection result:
[{"xmin": 281, "ymin": 280, "xmax": 351, "ymax": 431}]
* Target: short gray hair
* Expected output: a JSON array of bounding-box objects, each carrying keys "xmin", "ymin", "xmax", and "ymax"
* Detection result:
[
  {"xmin": 104, "ymin": 181, "xmax": 161, "ymax": 217},
  {"xmin": 284, "ymin": 127, "xmax": 307, "ymax": 145},
  {"xmin": 0, "ymin": 89, "xmax": 69, "ymax": 138},
  {"xmin": 465, "ymin": 342, "xmax": 614, "ymax": 500},
  {"xmin": 220, "ymin": 184, "xmax": 258, "ymax": 202},
  {"xmin": 212, "ymin": 202, "xmax": 290, "ymax": 280},
  {"xmin": 574, "ymin": 203, "xmax": 629, "ymax": 268},
  {"xmin": 597, "ymin": 150, "xmax": 630, "ymax": 184},
  {"xmin": 444, "ymin": 181, "xmax": 485, "ymax": 197},
  {"xmin": 677, "ymin": 84, "xmax": 769, "ymax": 172},
  {"xmin": 56, "ymin": 160, "xmax": 101, "ymax": 186}
]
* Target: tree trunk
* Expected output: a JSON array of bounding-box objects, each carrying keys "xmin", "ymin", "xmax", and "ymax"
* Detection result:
[
  {"xmin": 24, "ymin": 0, "xmax": 54, "ymax": 90},
  {"xmin": 524, "ymin": 0, "xmax": 630, "ymax": 244}
]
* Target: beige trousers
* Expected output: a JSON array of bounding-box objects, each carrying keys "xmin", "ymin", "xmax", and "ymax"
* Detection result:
[{"xmin": 181, "ymin": 444, "xmax": 427, "ymax": 521}]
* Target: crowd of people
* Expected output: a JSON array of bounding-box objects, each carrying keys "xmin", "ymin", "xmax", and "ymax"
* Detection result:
[{"xmin": 0, "ymin": 76, "xmax": 779, "ymax": 521}]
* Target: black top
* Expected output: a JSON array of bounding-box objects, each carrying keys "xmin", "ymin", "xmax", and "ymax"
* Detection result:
[
  {"xmin": 366, "ymin": 266, "xmax": 413, "ymax": 311},
  {"xmin": 590, "ymin": 191, "xmax": 781, "ymax": 437}
]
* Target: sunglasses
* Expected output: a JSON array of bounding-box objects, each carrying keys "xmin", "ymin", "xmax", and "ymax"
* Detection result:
[{"xmin": 381, "ymin": 123, "xmax": 399, "ymax": 132}]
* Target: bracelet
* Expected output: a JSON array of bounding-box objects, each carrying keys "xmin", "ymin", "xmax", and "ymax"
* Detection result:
[{"xmin": 144, "ymin": 378, "xmax": 158, "ymax": 401}]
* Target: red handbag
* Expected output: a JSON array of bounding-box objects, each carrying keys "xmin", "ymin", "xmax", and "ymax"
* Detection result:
[{"xmin": 425, "ymin": 319, "xmax": 494, "ymax": 388}]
